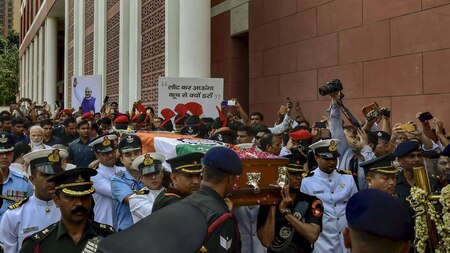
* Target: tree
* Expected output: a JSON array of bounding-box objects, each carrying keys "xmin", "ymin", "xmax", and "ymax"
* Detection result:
[{"xmin": 0, "ymin": 30, "xmax": 19, "ymax": 106}]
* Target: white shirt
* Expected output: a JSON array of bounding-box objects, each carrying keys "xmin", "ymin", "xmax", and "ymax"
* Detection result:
[
  {"xmin": 128, "ymin": 187, "xmax": 165, "ymax": 223},
  {"xmin": 9, "ymin": 163, "xmax": 25, "ymax": 175},
  {"xmin": 233, "ymin": 206, "xmax": 266, "ymax": 253},
  {"xmin": 92, "ymin": 164, "xmax": 125, "ymax": 228},
  {"xmin": 0, "ymin": 195, "xmax": 60, "ymax": 253},
  {"xmin": 300, "ymin": 168, "xmax": 357, "ymax": 253},
  {"xmin": 29, "ymin": 143, "xmax": 51, "ymax": 152}
]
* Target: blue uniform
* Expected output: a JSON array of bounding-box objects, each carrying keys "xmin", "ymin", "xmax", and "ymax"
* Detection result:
[
  {"xmin": 111, "ymin": 169, "xmax": 143, "ymax": 231},
  {"xmin": 300, "ymin": 168, "xmax": 357, "ymax": 253},
  {"xmin": 0, "ymin": 169, "xmax": 33, "ymax": 221}
]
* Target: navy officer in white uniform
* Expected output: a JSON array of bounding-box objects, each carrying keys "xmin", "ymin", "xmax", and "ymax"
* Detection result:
[
  {"xmin": 0, "ymin": 149, "xmax": 63, "ymax": 253},
  {"xmin": 300, "ymin": 139, "xmax": 357, "ymax": 253}
]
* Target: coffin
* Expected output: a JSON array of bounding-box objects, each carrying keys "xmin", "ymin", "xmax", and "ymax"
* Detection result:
[{"xmin": 228, "ymin": 158, "xmax": 289, "ymax": 206}]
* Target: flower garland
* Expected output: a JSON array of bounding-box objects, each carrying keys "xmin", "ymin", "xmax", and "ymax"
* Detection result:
[{"xmin": 407, "ymin": 185, "xmax": 450, "ymax": 253}]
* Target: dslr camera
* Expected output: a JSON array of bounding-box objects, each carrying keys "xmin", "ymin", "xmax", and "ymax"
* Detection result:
[{"xmin": 319, "ymin": 79, "xmax": 343, "ymax": 96}]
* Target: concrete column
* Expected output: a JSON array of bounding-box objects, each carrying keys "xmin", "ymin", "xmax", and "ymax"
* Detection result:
[
  {"xmin": 179, "ymin": 0, "xmax": 211, "ymax": 77},
  {"xmin": 20, "ymin": 54, "xmax": 24, "ymax": 98},
  {"xmin": 44, "ymin": 17, "xmax": 58, "ymax": 110},
  {"xmin": 73, "ymin": 0, "xmax": 85, "ymax": 76},
  {"xmin": 128, "ymin": 0, "xmax": 142, "ymax": 108},
  {"xmin": 64, "ymin": 0, "xmax": 69, "ymax": 105},
  {"xmin": 33, "ymin": 38, "xmax": 38, "ymax": 102},
  {"xmin": 38, "ymin": 29, "xmax": 44, "ymax": 104},
  {"xmin": 23, "ymin": 52, "xmax": 27, "ymax": 98},
  {"xmin": 94, "ymin": 0, "xmax": 107, "ymax": 96},
  {"xmin": 119, "ymin": 0, "xmax": 130, "ymax": 111},
  {"xmin": 165, "ymin": 0, "xmax": 179, "ymax": 77}
]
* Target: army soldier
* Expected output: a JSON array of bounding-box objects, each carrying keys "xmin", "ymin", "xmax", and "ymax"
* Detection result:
[
  {"xmin": 258, "ymin": 154, "xmax": 323, "ymax": 253},
  {"xmin": 343, "ymin": 189, "xmax": 414, "ymax": 253},
  {"xmin": 300, "ymin": 139, "xmax": 357, "ymax": 253},
  {"xmin": 127, "ymin": 152, "xmax": 166, "ymax": 222},
  {"xmin": 360, "ymin": 153, "xmax": 399, "ymax": 195},
  {"xmin": 0, "ymin": 132, "xmax": 33, "ymax": 221},
  {"xmin": 0, "ymin": 149, "xmax": 63, "ymax": 253},
  {"xmin": 110, "ymin": 134, "xmax": 144, "ymax": 231},
  {"xmin": 152, "ymin": 152, "xmax": 203, "ymax": 212},
  {"xmin": 19, "ymin": 168, "xmax": 115, "ymax": 253},
  {"xmin": 182, "ymin": 147, "xmax": 242, "ymax": 253},
  {"xmin": 88, "ymin": 134, "xmax": 124, "ymax": 228}
]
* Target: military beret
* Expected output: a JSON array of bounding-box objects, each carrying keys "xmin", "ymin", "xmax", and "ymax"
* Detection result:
[
  {"xmin": 166, "ymin": 152, "xmax": 204, "ymax": 174},
  {"xmin": 81, "ymin": 112, "xmax": 94, "ymax": 120},
  {"xmin": 14, "ymin": 142, "xmax": 31, "ymax": 158},
  {"xmin": 97, "ymin": 202, "xmax": 207, "ymax": 253},
  {"xmin": 88, "ymin": 134, "xmax": 117, "ymax": 153},
  {"xmin": 289, "ymin": 130, "xmax": 313, "ymax": 141},
  {"xmin": 374, "ymin": 131, "xmax": 391, "ymax": 141},
  {"xmin": 346, "ymin": 189, "xmax": 414, "ymax": 241},
  {"xmin": 360, "ymin": 153, "xmax": 398, "ymax": 176},
  {"xmin": 441, "ymin": 144, "xmax": 450, "ymax": 157},
  {"xmin": 174, "ymin": 114, "xmax": 188, "ymax": 125},
  {"xmin": 283, "ymin": 154, "xmax": 307, "ymax": 173},
  {"xmin": 48, "ymin": 168, "xmax": 97, "ymax": 196},
  {"xmin": 203, "ymin": 147, "xmax": 242, "ymax": 175},
  {"xmin": 394, "ymin": 140, "xmax": 421, "ymax": 157},
  {"xmin": 309, "ymin": 139, "xmax": 341, "ymax": 158},
  {"xmin": 59, "ymin": 109, "xmax": 72, "ymax": 116},
  {"xmin": 0, "ymin": 132, "xmax": 14, "ymax": 153},
  {"xmin": 114, "ymin": 115, "xmax": 129, "ymax": 124},
  {"xmin": 180, "ymin": 125, "xmax": 200, "ymax": 136},
  {"xmin": 131, "ymin": 153, "xmax": 165, "ymax": 175},
  {"xmin": 118, "ymin": 134, "xmax": 142, "ymax": 153},
  {"xmin": 23, "ymin": 149, "xmax": 65, "ymax": 175}
]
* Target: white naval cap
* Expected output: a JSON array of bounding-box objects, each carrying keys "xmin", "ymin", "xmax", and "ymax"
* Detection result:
[
  {"xmin": 309, "ymin": 138, "xmax": 341, "ymax": 158},
  {"xmin": 88, "ymin": 134, "xmax": 118, "ymax": 153},
  {"xmin": 131, "ymin": 153, "xmax": 166, "ymax": 175},
  {"xmin": 23, "ymin": 149, "xmax": 65, "ymax": 174}
]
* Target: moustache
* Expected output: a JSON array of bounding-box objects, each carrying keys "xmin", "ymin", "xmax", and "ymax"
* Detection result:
[{"xmin": 71, "ymin": 206, "xmax": 88, "ymax": 214}]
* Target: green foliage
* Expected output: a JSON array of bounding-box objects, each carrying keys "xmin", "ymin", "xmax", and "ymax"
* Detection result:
[{"xmin": 0, "ymin": 30, "xmax": 19, "ymax": 106}]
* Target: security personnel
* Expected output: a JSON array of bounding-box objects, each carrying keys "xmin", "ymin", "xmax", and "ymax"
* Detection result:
[
  {"xmin": 258, "ymin": 154, "xmax": 323, "ymax": 253},
  {"xmin": 343, "ymin": 189, "xmax": 414, "ymax": 253},
  {"xmin": 128, "ymin": 153, "xmax": 166, "ymax": 222},
  {"xmin": 19, "ymin": 168, "xmax": 115, "ymax": 253},
  {"xmin": 300, "ymin": 139, "xmax": 357, "ymax": 253},
  {"xmin": 360, "ymin": 153, "xmax": 399, "ymax": 195},
  {"xmin": 182, "ymin": 147, "xmax": 242, "ymax": 253},
  {"xmin": 98, "ymin": 202, "xmax": 207, "ymax": 253},
  {"xmin": 0, "ymin": 132, "xmax": 33, "ymax": 221},
  {"xmin": 88, "ymin": 134, "xmax": 124, "ymax": 228},
  {"xmin": 152, "ymin": 152, "xmax": 203, "ymax": 212},
  {"xmin": 0, "ymin": 149, "xmax": 63, "ymax": 253},
  {"xmin": 110, "ymin": 134, "xmax": 144, "ymax": 231}
]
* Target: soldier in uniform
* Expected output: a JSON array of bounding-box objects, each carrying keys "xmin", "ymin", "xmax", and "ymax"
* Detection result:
[
  {"xmin": 19, "ymin": 168, "xmax": 115, "ymax": 253},
  {"xmin": 152, "ymin": 152, "xmax": 203, "ymax": 212},
  {"xmin": 360, "ymin": 153, "xmax": 399, "ymax": 195},
  {"xmin": 110, "ymin": 134, "xmax": 144, "ymax": 231},
  {"xmin": 182, "ymin": 147, "xmax": 242, "ymax": 253},
  {"xmin": 258, "ymin": 154, "xmax": 323, "ymax": 253},
  {"xmin": 300, "ymin": 139, "xmax": 358, "ymax": 253},
  {"xmin": 127, "ymin": 152, "xmax": 166, "ymax": 222},
  {"xmin": 0, "ymin": 132, "xmax": 33, "ymax": 221},
  {"xmin": 0, "ymin": 149, "xmax": 63, "ymax": 253},
  {"xmin": 343, "ymin": 189, "xmax": 414, "ymax": 253},
  {"xmin": 88, "ymin": 134, "xmax": 124, "ymax": 228}
]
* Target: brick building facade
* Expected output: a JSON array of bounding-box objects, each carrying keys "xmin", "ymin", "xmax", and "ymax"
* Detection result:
[{"xmin": 19, "ymin": 0, "xmax": 450, "ymax": 127}]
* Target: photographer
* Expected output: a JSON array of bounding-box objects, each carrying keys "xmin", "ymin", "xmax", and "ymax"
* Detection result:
[{"xmin": 327, "ymin": 90, "xmax": 375, "ymax": 190}]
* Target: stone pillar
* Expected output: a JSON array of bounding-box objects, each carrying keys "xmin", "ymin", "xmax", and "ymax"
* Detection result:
[
  {"xmin": 44, "ymin": 17, "xmax": 58, "ymax": 110},
  {"xmin": 179, "ymin": 0, "xmax": 211, "ymax": 77}
]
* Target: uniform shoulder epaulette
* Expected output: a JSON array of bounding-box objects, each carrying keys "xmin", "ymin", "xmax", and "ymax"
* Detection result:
[
  {"xmin": 90, "ymin": 221, "xmax": 116, "ymax": 235},
  {"xmin": 115, "ymin": 171, "xmax": 124, "ymax": 177},
  {"xmin": 23, "ymin": 223, "xmax": 57, "ymax": 243},
  {"xmin": 10, "ymin": 169, "xmax": 29, "ymax": 182},
  {"xmin": 134, "ymin": 189, "xmax": 150, "ymax": 195},
  {"xmin": 164, "ymin": 192, "xmax": 181, "ymax": 198},
  {"xmin": 304, "ymin": 171, "xmax": 314, "ymax": 177},
  {"xmin": 8, "ymin": 197, "xmax": 29, "ymax": 210},
  {"xmin": 337, "ymin": 169, "xmax": 352, "ymax": 175}
]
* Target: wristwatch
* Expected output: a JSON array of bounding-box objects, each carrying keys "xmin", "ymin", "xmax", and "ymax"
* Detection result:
[{"xmin": 282, "ymin": 208, "xmax": 291, "ymax": 217}]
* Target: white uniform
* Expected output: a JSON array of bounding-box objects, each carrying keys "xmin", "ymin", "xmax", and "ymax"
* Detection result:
[
  {"xmin": 0, "ymin": 196, "xmax": 60, "ymax": 253},
  {"xmin": 300, "ymin": 168, "xmax": 357, "ymax": 253},
  {"xmin": 233, "ymin": 206, "xmax": 266, "ymax": 253},
  {"xmin": 128, "ymin": 187, "xmax": 165, "ymax": 223},
  {"xmin": 92, "ymin": 164, "xmax": 125, "ymax": 228}
]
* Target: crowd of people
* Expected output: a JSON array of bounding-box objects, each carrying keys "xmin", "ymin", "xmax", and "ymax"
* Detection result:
[{"xmin": 0, "ymin": 89, "xmax": 448, "ymax": 253}]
